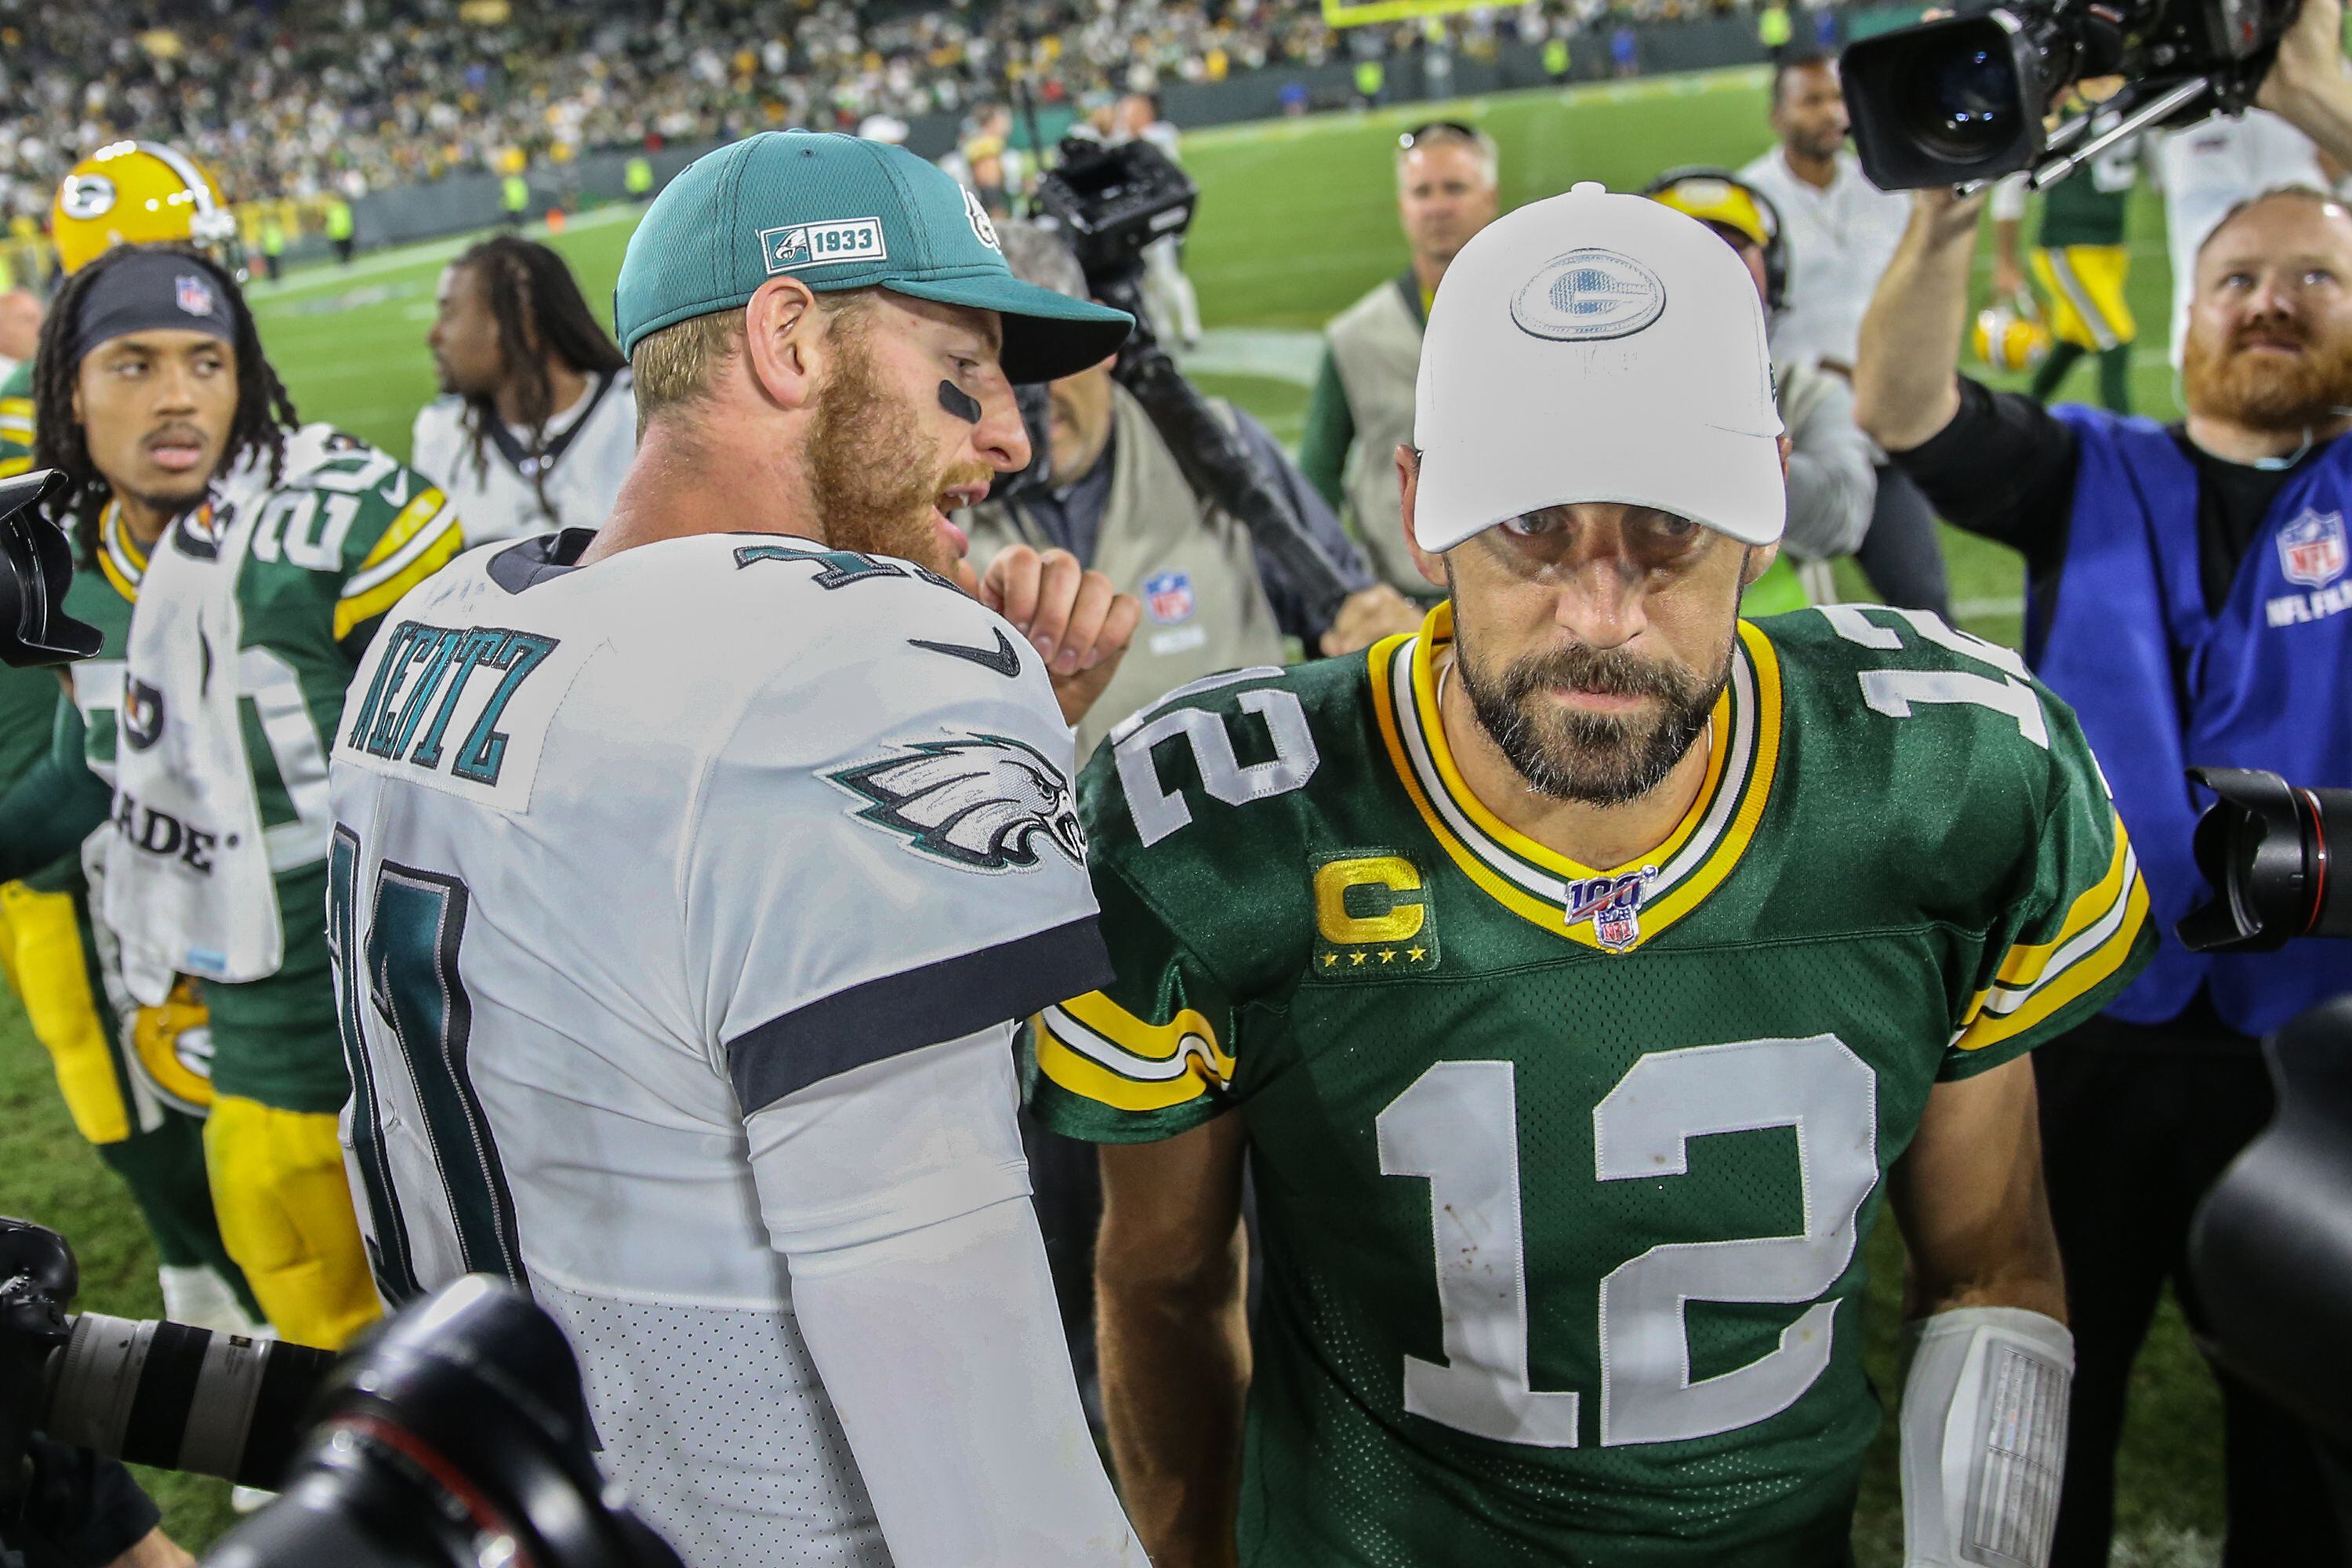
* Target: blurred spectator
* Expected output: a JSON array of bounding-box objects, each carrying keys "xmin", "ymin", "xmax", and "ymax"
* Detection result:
[
  {"xmin": 1646, "ymin": 169, "xmax": 1875, "ymax": 598},
  {"xmin": 1989, "ymin": 97, "xmax": 2144, "ymax": 412},
  {"xmin": 0, "ymin": 288, "xmax": 40, "ymax": 378},
  {"xmin": 1299, "ymin": 122, "xmax": 1497, "ymax": 599},
  {"xmin": 0, "ymin": 0, "xmax": 1868, "ymax": 234},
  {"xmin": 412, "ymin": 236, "xmax": 635, "ymax": 541},
  {"xmin": 1611, "ymin": 23, "xmax": 1639, "ymax": 75},
  {"xmin": 1742, "ymin": 50, "xmax": 1951, "ymax": 618}
]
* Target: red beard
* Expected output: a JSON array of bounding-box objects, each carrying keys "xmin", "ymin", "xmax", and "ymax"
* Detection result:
[{"xmin": 2183, "ymin": 318, "xmax": 2352, "ymax": 433}]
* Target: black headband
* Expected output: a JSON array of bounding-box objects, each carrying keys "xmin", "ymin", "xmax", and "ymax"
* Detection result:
[{"xmin": 70, "ymin": 251, "xmax": 236, "ymax": 368}]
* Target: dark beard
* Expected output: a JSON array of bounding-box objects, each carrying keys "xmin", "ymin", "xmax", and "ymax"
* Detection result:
[
  {"xmin": 2183, "ymin": 320, "xmax": 2352, "ymax": 433},
  {"xmin": 808, "ymin": 332, "xmax": 952, "ymax": 575},
  {"xmin": 1453, "ymin": 612, "xmax": 1732, "ymax": 808}
]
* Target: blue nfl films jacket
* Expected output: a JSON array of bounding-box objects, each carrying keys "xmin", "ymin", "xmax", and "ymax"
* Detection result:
[{"xmin": 2032, "ymin": 406, "xmax": 2352, "ymax": 1036}]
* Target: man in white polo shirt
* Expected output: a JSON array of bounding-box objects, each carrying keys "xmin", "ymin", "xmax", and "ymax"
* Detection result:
[{"xmin": 1743, "ymin": 49, "xmax": 1952, "ymax": 619}]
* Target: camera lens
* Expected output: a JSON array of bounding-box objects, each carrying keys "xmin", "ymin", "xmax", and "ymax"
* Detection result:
[{"xmin": 1909, "ymin": 42, "xmax": 2026, "ymax": 160}]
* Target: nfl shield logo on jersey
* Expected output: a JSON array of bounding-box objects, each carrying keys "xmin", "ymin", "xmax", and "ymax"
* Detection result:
[
  {"xmin": 2278, "ymin": 510, "xmax": 2348, "ymax": 589},
  {"xmin": 1566, "ymin": 866, "xmax": 1659, "ymax": 953},
  {"xmin": 1145, "ymin": 570, "xmax": 1196, "ymax": 625}
]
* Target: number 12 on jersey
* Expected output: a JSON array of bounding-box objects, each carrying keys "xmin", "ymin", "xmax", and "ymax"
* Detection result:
[
  {"xmin": 328, "ymin": 826, "xmax": 525, "ymax": 1305},
  {"xmin": 1378, "ymin": 1035, "xmax": 1878, "ymax": 1449}
]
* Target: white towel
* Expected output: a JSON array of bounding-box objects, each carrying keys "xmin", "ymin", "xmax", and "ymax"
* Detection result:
[{"xmin": 103, "ymin": 498, "xmax": 281, "ymax": 1004}]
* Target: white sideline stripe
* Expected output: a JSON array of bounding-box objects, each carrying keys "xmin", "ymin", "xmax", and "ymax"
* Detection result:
[
  {"xmin": 1954, "ymin": 595, "xmax": 2027, "ymax": 621},
  {"xmin": 251, "ymin": 202, "xmax": 641, "ymax": 308},
  {"xmin": 1186, "ymin": 64, "xmax": 1771, "ymax": 151},
  {"xmin": 1176, "ymin": 327, "xmax": 1326, "ymax": 385}
]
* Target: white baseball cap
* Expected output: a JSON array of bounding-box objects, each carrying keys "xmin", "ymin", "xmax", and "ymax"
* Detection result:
[{"xmin": 1412, "ymin": 182, "xmax": 1786, "ymax": 554}]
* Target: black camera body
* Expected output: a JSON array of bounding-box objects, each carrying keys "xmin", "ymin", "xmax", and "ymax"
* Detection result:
[
  {"xmin": 1844, "ymin": 0, "xmax": 2299, "ymax": 189},
  {"xmin": 0, "ymin": 470, "xmax": 100, "ymax": 669},
  {"xmin": 2178, "ymin": 767, "xmax": 2348, "ymax": 952},
  {"xmin": 2, "ymin": 1218, "xmax": 679, "ymax": 1568},
  {"xmin": 1031, "ymin": 135, "xmax": 1199, "ymax": 321}
]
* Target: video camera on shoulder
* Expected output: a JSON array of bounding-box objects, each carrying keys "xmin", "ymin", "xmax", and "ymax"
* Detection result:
[
  {"xmin": 1029, "ymin": 135, "xmax": 1198, "ymax": 339},
  {"xmin": 1842, "ymin": 0, "xmax": 2301, "ymax": 189},
  {"xmin": 0, "ymin": 1218, "xmax": 680, "ymax": 1568}
]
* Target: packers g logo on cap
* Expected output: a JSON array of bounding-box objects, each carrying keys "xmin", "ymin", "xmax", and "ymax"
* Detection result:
[
  {"xmin": 58, "ymin": 174, "xmax": 115, "ymax": 221},
  {"xmin": 1512, "ymin": 248, "xmax": 1667, "ymax": 342}
]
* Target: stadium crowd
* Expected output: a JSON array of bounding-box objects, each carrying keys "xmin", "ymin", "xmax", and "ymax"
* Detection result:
[{"xmin": 0, "ymin": 0, "xmax": 1824, "ymax": 227}]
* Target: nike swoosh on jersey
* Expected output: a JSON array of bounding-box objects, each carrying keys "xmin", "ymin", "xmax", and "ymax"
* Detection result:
[{"xmin": 908, "ymin": 627, "xmax": 1022, "ymax": 677}]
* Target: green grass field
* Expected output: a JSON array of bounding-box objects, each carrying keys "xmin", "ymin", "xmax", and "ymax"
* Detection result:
[{"xmin": 0, "ymin": 65, "xmax": 2227, "ymax": 1563}]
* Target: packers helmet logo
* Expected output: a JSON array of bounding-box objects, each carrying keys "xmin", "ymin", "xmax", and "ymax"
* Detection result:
[
  {"xmin": 58, "ymin": 173, "xmax": 116, "ymax": 221},
  {"xmin": 828, "ymin": 732, "xmax": 1085, "ymax": 872},
  {"xmin": 122, "ymin": 677, "xmax": 166, "ymax": 753}
]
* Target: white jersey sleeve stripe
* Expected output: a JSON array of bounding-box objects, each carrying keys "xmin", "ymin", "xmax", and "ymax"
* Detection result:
[{"xmin": 726, "ymin": 914, "xmax": 1112, "ymax": 1114}]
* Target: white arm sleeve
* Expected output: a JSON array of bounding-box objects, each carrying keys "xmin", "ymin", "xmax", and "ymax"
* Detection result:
[
  {"xmin": 1900, "ymin": 1305, "xmax": 2074, "ymax": 1568},
  {"xmin": 746, "ymin": 1025, "xmax": 1145, "ymax": 1567}
]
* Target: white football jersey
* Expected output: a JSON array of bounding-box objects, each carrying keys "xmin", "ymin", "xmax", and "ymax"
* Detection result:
[
  {"xmin": 326, "ymin": 529, "xmax": 1125, "ymax": 1566},
  {"xmin": 409, "ymin": 368, "xmax": 637, "ymax": 543}
]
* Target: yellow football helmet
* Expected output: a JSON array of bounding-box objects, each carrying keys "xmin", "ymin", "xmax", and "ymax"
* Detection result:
[
  {"xmin": 52, "ymin": 141, "xmax": 235, "ymax": 276},
  {"xmin": 1973, "ymin": 296, "xmax": 2053, "ymax": 374}
]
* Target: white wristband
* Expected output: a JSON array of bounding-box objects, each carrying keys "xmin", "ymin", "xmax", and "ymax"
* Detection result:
[{"xmin": 1899, "ymin": 1305, "xmax": 2074, "ymax": 1568}]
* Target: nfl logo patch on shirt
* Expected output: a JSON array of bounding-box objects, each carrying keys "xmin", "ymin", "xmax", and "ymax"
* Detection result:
[
  {"xmin": 1145, "ymin": 570, "xmax": 1196, "ymax": 625},
  {"xmin": 1566, "ymin": 866, "xmax": 1659, "ymax": 953},
  {"xmin": 2278, "ymin": 509, "xmax": 2348, "ymax": 589}
]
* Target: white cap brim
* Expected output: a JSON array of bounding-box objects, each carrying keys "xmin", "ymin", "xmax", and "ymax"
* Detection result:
[{"xmin": 1414, "ymin": 403, "xmax": 1786, "ymax": 554}]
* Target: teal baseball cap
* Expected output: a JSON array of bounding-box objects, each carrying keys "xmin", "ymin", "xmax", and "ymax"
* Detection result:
[{"xmin": 614, "ymin": 131, "xmax": 1132, "ymax": 383}]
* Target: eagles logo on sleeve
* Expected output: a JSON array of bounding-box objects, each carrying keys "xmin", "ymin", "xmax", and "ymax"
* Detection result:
[{"xmin": 828, "ymin": 733, "xmax": 1087, "ymax": 872}]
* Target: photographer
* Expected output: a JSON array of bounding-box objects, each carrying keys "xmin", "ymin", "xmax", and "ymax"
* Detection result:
[
  {"xmin": 5, "ymin": 1438, "xmax": 187, "ymax": 1568},
  {"xmin": 961, "ymin": 222, "xmax": 1417, "ymax": 760},
  {"xmin": 1853, "ymin": 3, "xmax": 2352, "ymax": 1557}
]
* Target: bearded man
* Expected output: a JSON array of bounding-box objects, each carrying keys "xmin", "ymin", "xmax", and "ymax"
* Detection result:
[
  {"xmin": 1856, "ymin": 3, "xmax": 2352, "ymax": 1554},
  {"xmin": 1037, "ymin": 183, "xmax": 2154, "ymax": 1568},
  {"xmin": 327, "ymin": 130, "xmax": 1146, "ymax": 1568}
]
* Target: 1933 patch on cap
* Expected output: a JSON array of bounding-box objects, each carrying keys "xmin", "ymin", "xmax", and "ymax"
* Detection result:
[{"xmin": 760, "ymin": 216, "xmax": 887, "ymax": 274}]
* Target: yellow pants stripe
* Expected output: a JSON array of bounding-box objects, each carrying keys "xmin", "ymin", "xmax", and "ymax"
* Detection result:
[
  {"xmin": 0, "ymin": 881, "xmax": 129, "ymax": 1144},
  {"xmin": 203, "ymin": 1094, "xmax": 383, "ymax": 1349}
]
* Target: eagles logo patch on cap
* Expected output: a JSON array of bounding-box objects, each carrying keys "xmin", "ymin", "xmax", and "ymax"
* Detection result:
[
  {"xmin": 964, "ymin": 187, "xmax": 1000, "ymax": 252},
  {"xmin": 1511, "ymin": 248, "xmax": 1666, "ymax": 342}
]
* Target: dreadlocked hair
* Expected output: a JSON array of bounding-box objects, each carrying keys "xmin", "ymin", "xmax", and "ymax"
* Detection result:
[
  {"xmin": 32, "ymin": 242, "xmax": 299, "ymax": 568},
  {"xmin": 451, "ymin": 237, "xmax": 626, "ymax": 526}
]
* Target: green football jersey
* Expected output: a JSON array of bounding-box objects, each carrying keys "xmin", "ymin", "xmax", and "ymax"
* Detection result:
[
  {"xmin": 1029, "ymin": 602, "xmax": 2152, "ymax": 1566},
  {"xmin": 60, "ymin": 425, "xmax": 463, "ymax": 1110},
  {"xmin": 2035, "ymin": 110, "xmax": 2136, "ymax": 250},
  {"xmin": 0, "ymin": 357, "xmax": 33, "ymax": 480}
]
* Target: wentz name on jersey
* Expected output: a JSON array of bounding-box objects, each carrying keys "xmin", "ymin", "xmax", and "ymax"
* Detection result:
[
  {"xmin": 328, "ymin": 528, "xmax": 1142, "ymax": 1568},
  {"xmin": 1029, "ymin": 601, "xmax": 2152, "ymax": 1565}
]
